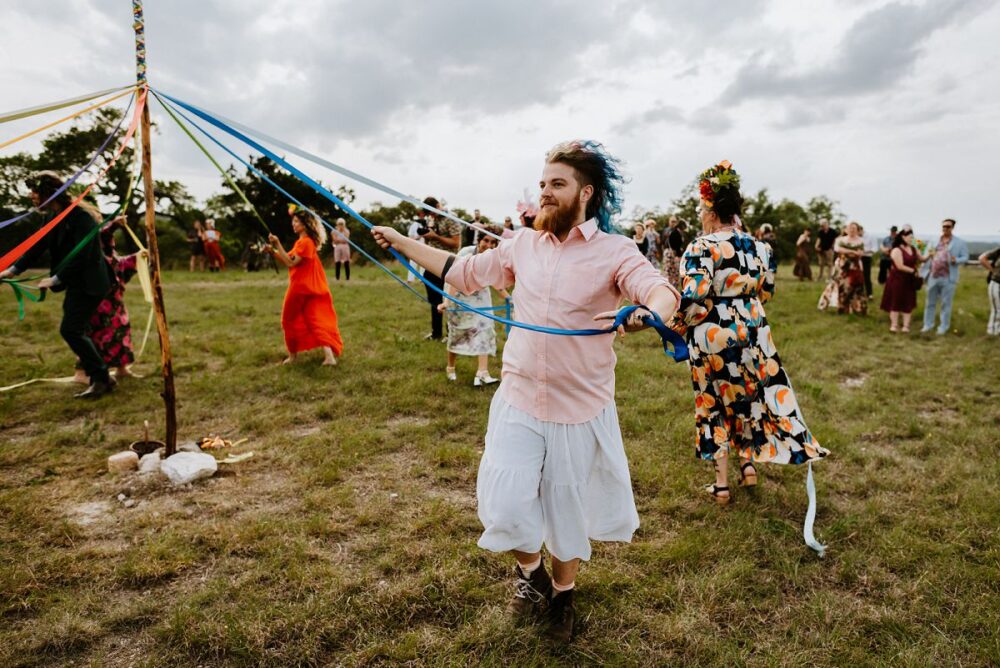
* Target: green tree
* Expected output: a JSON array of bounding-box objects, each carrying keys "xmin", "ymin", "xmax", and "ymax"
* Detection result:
[
  {"xmin": 207, "ymin": 156, "xmax": 358, "ymax": 264},
  {"xmin": 806, "ymin": 195, "xmax": 846, "ymax": 227}
]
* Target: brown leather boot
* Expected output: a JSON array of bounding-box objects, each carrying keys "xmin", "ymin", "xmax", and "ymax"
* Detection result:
[
  {"xmin": 546, "ymin": 588, "xmax": 576, "ymax": 644},
  {"xmin": 507, "ymin": 558, "xmax": 552, "ymax": 622}
]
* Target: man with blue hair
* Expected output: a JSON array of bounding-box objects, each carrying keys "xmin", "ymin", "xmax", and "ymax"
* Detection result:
[{"xmin": 372, "ymin": 140, "xmax": 680, "ymax": 644}]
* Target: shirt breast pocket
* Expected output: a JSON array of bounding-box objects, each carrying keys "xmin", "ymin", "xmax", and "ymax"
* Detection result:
[{"xmin": 556, "ymin": 269, "xmax": 608, "ymax": 313}]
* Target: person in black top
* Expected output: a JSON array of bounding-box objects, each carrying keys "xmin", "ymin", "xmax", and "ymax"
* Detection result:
[
  {"xmin": 0, "ymin": 172, "xmax": 115, "ymax": 398},
  {"xmin": 660, "ymin": 216, "xmax": 686, "ymax": 286},
  {"xmin": 814, "ymin": 219, "xmax": 839, "ymax": 280}
]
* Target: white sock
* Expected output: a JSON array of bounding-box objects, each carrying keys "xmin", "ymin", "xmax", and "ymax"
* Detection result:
[
  {"xmin": 519, "ymin": 557, "xmax": 541, "ymax": 575},
  {"xmin": 552, "ymin": 580, "xmax": 575, "ymax": 593}
]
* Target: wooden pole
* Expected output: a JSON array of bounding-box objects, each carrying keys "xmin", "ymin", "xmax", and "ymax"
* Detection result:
[{"xmin": 134, "ymin": 0, "xmax": 178, "ymax": 455}]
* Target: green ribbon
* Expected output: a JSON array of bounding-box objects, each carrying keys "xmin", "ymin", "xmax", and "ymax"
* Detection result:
[
  {"xmin": 2, "ymin": 279, "xmax": 46, "ymax": 320},
  {"xmin": 5, "ymin": 170, "xmax": 141, "ymax": 319}
]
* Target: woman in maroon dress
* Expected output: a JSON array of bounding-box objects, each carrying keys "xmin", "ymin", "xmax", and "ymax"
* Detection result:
[{"xmin": 880, "ymin": 229, "xmax": 921, "ymax": 332}]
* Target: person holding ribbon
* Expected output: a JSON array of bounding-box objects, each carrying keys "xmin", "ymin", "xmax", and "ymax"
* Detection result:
[
  {"xmin": 373, "ymin": 140, "xmax": 680, "ymax": 645},
  {"xmin": 438, "ymin": 225, "xmax": 507, "ymax": 386},
  {"xmin": 268, "ymin": 209, "xmax": 342, "ymax": 366},
  {"xmin": 671, "ymin": 161, "xmax": 828, "ymax": 507},
  {"xmin": 0, "ymin": 172, "xmax": 115, "ymax": 398},
  {"xmin": 72, "ymin": 217, "xmax": 146, "ymax": 384}
]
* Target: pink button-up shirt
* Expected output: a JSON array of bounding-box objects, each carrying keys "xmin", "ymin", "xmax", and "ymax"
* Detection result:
[{"xmin": 447, "ymin": 218, "xmax": 677, "ymax": 424}]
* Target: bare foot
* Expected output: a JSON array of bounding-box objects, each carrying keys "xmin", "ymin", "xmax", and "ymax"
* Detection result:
[
  {"xmin": 322, "ymin": 356, "xmax": 338, "ymax": 366},
  {"xmin": 72, "ymin": 372, "xmax": 90, "ymax": 385},
  {"xmin": 115, "ymin": 366, "xmax": 134, "ymax": 379},
  {"xmin": 282, "ymin": 355, "xmax": 296, "ymax": 365}
]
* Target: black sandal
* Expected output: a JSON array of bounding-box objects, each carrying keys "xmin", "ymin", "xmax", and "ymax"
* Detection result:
[
  {"xmin": 704, "ymin": 484, "xmax": 730, "ymax": 506},
  {"xmin": 740, "ymin": 461, "xmax": 758, "ymax": 488}
]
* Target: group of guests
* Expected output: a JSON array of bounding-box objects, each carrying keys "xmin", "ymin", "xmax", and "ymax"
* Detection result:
[
  {"xmin": 189, "ymin": 215, "xmax": 354, "ymax": 280},
  {"xmin": 408, "ymin": 197, "xmax": 509, "ymax": 386},
  {"xmin": 0, "ymin": 172, "xmax": 146, "ymax": 398},
  {"xmin": 6, "ymin": 150, "xmax": 994, "ymax": 649},
  {"xmin": 631, "ymin": 216, "xmax": 689, "ymax": 285},
  {"xmin": 186, "ymin": 219, "xmax": 225, "ymax": 272},
  {"xmin": 372, "ymin": 147, "xmax": 826, "ymax": 645},
  {"xmin": 805, "ymin": 218, "xmax": 974, "ymax": 334}
]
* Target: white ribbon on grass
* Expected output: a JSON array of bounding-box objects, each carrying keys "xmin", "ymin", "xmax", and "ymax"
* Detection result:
[{"xmin": 804, "ymin": 461, "xmax": 826, "ymax": 557}]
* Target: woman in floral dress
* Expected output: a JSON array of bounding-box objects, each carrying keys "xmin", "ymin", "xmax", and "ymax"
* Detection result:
[
  {"xmin": 819, "ymin": 222, "xmax": 867, "ymax": 315},
  {"xmin": 671, "ymin": 161, "xmax": 828, "ymax": 506},
  {"xmin": 439, "ymin": 227, "xmax": 508, "ymax": 386},
  {"xmin": 73, "ymin": 218, "xmax": 144, "ymax": 383}
]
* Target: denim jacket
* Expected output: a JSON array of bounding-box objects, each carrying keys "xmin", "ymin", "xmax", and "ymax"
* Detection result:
[{"xmin": 919, "ymin": 236, "xmax": 969, "ymax": 283}]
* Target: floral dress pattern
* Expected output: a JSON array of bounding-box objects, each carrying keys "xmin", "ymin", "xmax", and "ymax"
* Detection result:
[
  {"xmin": 671, "ymin": 230, "xmax": 828, "ymax": 464},
  {"xmin": 819, "ymin": 239, "xmax": 867, "ymax": 314},
  {"xmin": 445, "ymin": 246, "xmax": 498, "ymax": 356},
  {"xmin": 82, "ymin": 228, "xmax": 138, "ymax": 368}
]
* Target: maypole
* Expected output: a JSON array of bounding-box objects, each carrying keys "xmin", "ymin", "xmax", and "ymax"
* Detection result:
[{"xmin": 133, "ymin": 0, "xmax": 178, "ymax": 455}]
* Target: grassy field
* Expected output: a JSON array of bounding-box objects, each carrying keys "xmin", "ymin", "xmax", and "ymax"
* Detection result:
[{"xmin": 1, "ymin": 261, "xmax": 998, "ymax": 667}]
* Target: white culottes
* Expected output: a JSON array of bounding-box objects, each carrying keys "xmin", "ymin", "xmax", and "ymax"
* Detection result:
[{"xmin": 476, "ymin": 391, "xmax": 640, "ymax": 561}]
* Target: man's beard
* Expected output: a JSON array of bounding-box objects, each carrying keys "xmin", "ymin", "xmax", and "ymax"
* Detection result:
[{"xmin": 537, "ymin": 195, "xmax": 583, "ymax": 237}]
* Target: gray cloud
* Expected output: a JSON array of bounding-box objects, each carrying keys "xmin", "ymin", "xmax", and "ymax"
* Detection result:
[
  {"xmin": 612, "ymin": 102, "xmax": 685, "ymax": 134},
  {"xmin": 136, "ymin": 0, "xmax": 633, "ymax": 141},
  {"xmin": 773, "ymin": 104, "xmax": 848, "ymax": 130},
  {"xmin": 723, "ymin": 0, "xmax": 991, "ymax": 105}
]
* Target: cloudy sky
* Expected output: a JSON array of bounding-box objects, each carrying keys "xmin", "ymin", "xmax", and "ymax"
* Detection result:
[{"xmin": 2, "ymin": 0, "xmax": 999, "ymax": 237}]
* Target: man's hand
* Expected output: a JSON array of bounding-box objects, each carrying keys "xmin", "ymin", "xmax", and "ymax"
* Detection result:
[
  {"xmin": 372, "ymin": 226, "xmax": 405, "ymax": 250},
  {"xmin": 436, "ymin": 303, "xmax": 447, "ymax": 313},
  {"xmin": 592, "ymin": 306, "xmax": 652, "ymax": 338},
  {"xmin": 0, "ymin": 269, "xmax": 13, "ymax": 280},
  {"xmin": 37, "ymin": 277, "xmax": 57, "ymax": 290}
]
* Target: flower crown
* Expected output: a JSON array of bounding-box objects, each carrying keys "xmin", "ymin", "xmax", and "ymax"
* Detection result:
[{"xmin": 698, "ymin": 160, "xmax": 740, "ymax": 209}]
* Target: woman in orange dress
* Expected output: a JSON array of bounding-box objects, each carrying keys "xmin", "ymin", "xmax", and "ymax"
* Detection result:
[{"xmin": 268, "ymin": 209, "xmax": 343, "ymax": 365}]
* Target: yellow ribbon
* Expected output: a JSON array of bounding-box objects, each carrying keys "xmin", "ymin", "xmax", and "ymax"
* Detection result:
[{"xmin": 0, "ymin": 87, "xmax": 137, "ymax": 150}]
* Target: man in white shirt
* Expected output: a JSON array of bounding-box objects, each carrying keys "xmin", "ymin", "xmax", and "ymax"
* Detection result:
[
  {"xmin": 859, "ymin": 224, "xmax": 880, "ymax": 298},
  {"xmin": 406, "ymin": 216, "xmax": 425, "ymax": 283}
]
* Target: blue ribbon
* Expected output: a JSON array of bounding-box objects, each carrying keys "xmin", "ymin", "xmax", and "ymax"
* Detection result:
[
  {"xmin": 612, "ymin": 305, "xmax": 689, "ymax": 361},
  {"xmin": 153, "ymin": 90, "xmax": 502, "ymax": 240},
  {"xmin": 156, "ymin": 89, "xmax": 688, "ymax": 362},
  {"xmin": 152, "ymin": 92, "xmax": 429, "ymax": 305},
  {"xmin": 0, "ymin": 93, "xmax": 135, "ymax": 231}
]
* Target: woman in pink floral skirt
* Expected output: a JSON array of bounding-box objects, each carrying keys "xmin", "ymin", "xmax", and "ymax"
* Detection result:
[{"xmin": 72, "ymin": 218, "xmax": 146, "ymax": 383}]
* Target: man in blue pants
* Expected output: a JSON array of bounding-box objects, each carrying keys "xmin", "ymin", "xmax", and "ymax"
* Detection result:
[{"xmin": 920, "ymin": 218, "xmax": 969, "ymax": 335}]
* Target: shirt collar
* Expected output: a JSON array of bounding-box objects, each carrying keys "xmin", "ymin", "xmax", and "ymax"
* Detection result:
[
  {"xmin": 575, "ymin": 218, "xmax": 599, "ymax": 241},
  {"xmin": 542, "ymin": 217, "xmax": 599, "ymax": 244}
]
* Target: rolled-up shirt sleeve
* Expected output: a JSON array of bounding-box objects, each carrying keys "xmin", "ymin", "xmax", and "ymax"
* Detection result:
[
  {"xmin": 445, "ymin": 238, "xmax": 515, "ymax": 294},
  {"xmin": 614, "ymin": 243, "xmax": 677, "ymax": 306}
]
